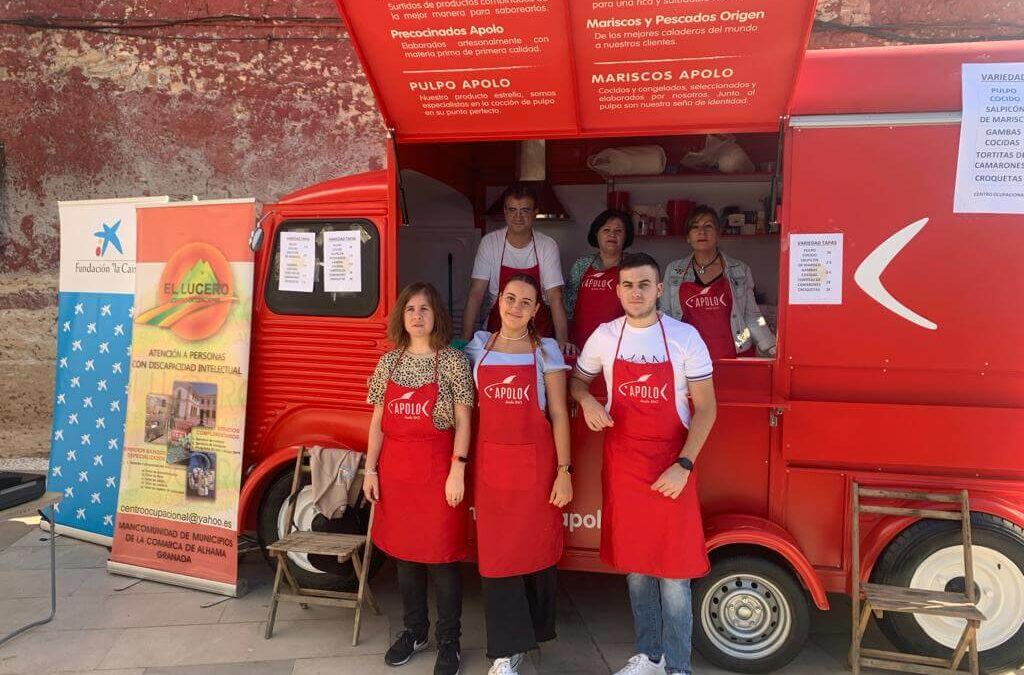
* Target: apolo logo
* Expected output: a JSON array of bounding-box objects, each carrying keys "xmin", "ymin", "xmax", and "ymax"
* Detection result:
[
  {"xmin": 684, "ymin": 285, "xmax": 727, "ymax": 310},
  {"xmin": 387, "ymin": 390, "xmax": 432, "ymax": 418},
  {"xmin": 484, "ymin": 374, "xmax": 531, "ymax": 403},
  {"xmin": 136, "ymin": 242, "xmax": 235, "ymax": 341},
  {"xmin": 617, "ymin": 373, "xmax": 669, "ymax": 402}
]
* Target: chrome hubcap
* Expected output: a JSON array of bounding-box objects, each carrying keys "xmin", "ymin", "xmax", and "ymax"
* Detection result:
[{"xmin": 701, "ymin": 573, "xmax": 792, "ymax": 659}]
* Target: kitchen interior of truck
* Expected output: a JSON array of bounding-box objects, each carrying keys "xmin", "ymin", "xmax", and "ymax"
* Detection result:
[{"xmin": 395, "ymin": 132, "xmax": 783, "ymax": 342}]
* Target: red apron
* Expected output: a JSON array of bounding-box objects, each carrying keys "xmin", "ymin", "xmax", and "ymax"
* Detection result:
[
  {"xmin": 486, "ymin": 236, "xmax": 553, "ymax": 338},
  {"xmin": 372, "ymin": 352, "xmax": 468, "ymax": 564},
  {"xmin": 600, "ymin": 318, "xmax": 709, "ymax": 579},
  {"xmin": 473, "ymin": 337, "xmax": 563, "ymax": 577},
  {"xmin": 570, "ymin": 257, "xmax": 622, "ymax": 346},
  {"xmin": 678, "ymin": 272, "xmax": 754, "ymax": 360}
]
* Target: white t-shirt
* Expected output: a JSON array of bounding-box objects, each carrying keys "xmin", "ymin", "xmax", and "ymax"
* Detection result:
[
  {"xmin": 466, "ymin": 332, "xmax": 570, "ymax": 413},
  {"xmin": 575, "ymin": 314, "xmax": 713, "ymax": 428},
  {"xmin": 471, "ymin": 227, "xmax": 565, "ymax": 305}
]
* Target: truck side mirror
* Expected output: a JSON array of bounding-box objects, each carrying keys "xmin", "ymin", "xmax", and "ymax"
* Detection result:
[
  {"xmin": 249, "ymin": 211, "xmax": 274, "ymax": 252},
  {"xmin": 248, "ymin": 227, "xmax": 264, "ymax": 252}
]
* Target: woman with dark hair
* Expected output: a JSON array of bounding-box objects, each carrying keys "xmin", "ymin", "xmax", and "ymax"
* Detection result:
[
  {"xmin": 364, "ymin": 282, "xmax": 474, "ymax": 675},
  {"xmin": 565, "ymin": 209, "xmax": 634, "ymax": 349},
  {"xmin": 664, "ymin": 206, "xmax": 776, "ymax": 360},
  {"xmin": 465, "ymin": 273, "xmax": 573, "ymax": 675}
]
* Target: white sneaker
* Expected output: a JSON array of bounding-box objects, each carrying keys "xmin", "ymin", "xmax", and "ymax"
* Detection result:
[
  {"xmin": 488, "ymin": 653, "xmax": 524, "ymax": 675},
  {"xmin": 613, "ymin": 653, "xmax": 667, "ymax": 675}
]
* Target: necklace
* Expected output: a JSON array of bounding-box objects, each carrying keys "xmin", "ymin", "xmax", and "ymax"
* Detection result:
[
  {"xmin": 694, "ymin": 251, "xmax": 720, "ymax": 275},
  {"xmin": 499, "ymin": 329, "xmax": 529, "ymax": 341}
]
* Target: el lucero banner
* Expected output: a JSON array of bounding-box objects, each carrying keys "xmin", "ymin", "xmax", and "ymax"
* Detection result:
[
  {"xmin": 48, "ymin": 196, "xmax": 169, "ymax": 545},
  {"xmin": 108, "ymin": 199, "xmax": 256, "ymax": 596}
]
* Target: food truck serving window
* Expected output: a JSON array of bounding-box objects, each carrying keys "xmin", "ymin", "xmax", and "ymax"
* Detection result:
[{"xmin": 265, "ymin": 219, "xmax": 379, "ymax": 317}]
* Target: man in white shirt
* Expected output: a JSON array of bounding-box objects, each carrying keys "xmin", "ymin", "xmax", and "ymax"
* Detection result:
[
  {"xmin": 460, "ymin": 183, "xmax": 571, "ymax": 352},
  {"xmin": 570, "ymin": 252, "xmax": 716, "ymax": 675}
]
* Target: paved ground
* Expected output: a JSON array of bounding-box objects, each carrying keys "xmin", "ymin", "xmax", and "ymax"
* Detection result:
[{"xmin": 0, "ymin": 513, "xmax": 907, "ymax": 675}]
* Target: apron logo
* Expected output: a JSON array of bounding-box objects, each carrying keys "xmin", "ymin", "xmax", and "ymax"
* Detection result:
[
  {"xmin": 581, "ymin": 272, "xmax": 614, "ymax": 291},
  {"xmin": 387, "ymin": 390, "xmax": 432, "ymax": 417},
  {"xmin": 617, "ymin": 373, "xmax": 669, "ymax": 402},
  {"xmin": 684, "ymin": 285, "xmax": 727, "ymax": 310},
  {"xmin": 484, "ymin": 374, "xmax": 531, "ymax": 402}
]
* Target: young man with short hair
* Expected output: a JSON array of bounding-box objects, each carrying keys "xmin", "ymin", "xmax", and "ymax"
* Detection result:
[{"xmin": 570, "ymin": 252, "xmax": 716, "ymax": 675}]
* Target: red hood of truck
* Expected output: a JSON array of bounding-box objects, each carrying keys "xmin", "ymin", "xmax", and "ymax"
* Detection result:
[{"xmin": 334, "ymin": 1, "xmax": 816, "ymax": 142}]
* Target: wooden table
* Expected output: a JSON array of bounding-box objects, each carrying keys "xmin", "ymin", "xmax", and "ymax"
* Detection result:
[{"xmin": 0, "ymin": 491, "xmax": 63, "ymax": 646}]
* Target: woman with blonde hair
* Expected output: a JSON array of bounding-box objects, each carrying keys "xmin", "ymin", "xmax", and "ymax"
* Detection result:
[{"xmin": 364, "ymin": 282, "xmax": 474, "ymax": 675}]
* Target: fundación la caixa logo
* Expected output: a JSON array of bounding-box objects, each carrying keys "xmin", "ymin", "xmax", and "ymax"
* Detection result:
[{"xmin": 94, "ymin": 220, "xmax": 123, "ymax": 257}]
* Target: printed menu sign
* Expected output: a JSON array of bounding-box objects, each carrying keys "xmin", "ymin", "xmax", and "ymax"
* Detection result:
[
  {"xmin": 336, "ymin": 0, "xmax": 816, "ymax": 138},
  {"xmin": 339, "ymin": 0, "xmax": 577, "ymax": 138},
  {"xmin": 324, "ymin": 230, "xmax": 362, "ymax": 293},
  {"xmin": 278, "ymin": 231, "xmax": 315, "ymax": 293},
  {"xmin": 789, "ymin": 234, "xmax": 843, "ymax": 305},
  {"xmin": 569, "ymin": 1, "xmax": 816, "ymax": 132},
  {"xmin": 954, "ymin": 62, "xmax": 1024, "ymax": 214}
]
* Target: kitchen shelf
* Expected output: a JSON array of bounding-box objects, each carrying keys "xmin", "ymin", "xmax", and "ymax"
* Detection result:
[
  {"xmin": 608, "ymin": 172, "xmax": 773, "ymax": 185},
  {"xmin": 634, "ymin": 232, "xmax": 778, "ymax": 240},
  {"xmin": 543, "ymin": 169, "xmax": 774, "ymax": 186}
]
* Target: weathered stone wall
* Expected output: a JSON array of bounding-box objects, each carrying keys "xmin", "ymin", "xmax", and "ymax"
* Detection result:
[{"xmin": 0, "ymin": 0, "xmax": 1019, "ymax": 457}]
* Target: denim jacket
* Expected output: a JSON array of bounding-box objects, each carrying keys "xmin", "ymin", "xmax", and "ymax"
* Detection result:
[{"xmin": 664, "ymin": 252, "xmax": 776, "ymax": 354}]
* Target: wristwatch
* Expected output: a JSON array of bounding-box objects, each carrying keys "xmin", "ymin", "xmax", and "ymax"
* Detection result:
[
  {"xmin": 558, "ymin": 464, "xmax": 574, "ymax": 475},
  {"xmin": 675, "ymin": 457, "xmax": 694, "ymax": 472}
]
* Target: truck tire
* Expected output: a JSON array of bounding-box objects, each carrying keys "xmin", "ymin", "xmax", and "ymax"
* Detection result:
[
  {"xmin": 873, "ymin": 513, "xmax": 1024, "ymax": 674},
  {"xmin": 693, "ymin": 555, "xmax": 810, "ymax": 673},
  {"xmin": 257, "ymin": 469, "xmax": 384, "ymax": 592}
]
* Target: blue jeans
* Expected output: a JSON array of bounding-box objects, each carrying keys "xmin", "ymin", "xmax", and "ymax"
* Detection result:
[{"xmin": 627, "ymin": 574, "xmax": 693, "ymax": 675}]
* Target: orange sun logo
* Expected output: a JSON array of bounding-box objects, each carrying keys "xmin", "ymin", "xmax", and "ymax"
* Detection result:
[{"xmin": 136, "ymin": 242, "xmax": 235, "ymax": 341}]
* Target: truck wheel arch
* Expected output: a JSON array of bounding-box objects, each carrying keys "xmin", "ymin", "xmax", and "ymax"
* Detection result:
[
  {"xmin": 238, "ymin": 411, "xmax": 371, "ymax": 531},
  {"xmin": 857, "ymin": 493, "xmax": 1024, "ymax": 582},
  {"xmin": 704, "ymin": 514, "xmax": 829, "ymax": 611}
]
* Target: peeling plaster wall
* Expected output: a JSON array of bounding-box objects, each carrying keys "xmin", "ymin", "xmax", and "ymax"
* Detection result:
[
  {"xmin": 0, "ymin": 0, "xmax": 385, "ymax": 456},
  {"xmin": 0, "ymin": 0, "xmax": 1019, "ymax": 457}
]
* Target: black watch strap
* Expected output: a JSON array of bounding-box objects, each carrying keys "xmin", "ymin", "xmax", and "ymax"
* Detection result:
[{"xmin": 676, "ymin": 457, "xmax": 694, "ymax": 472}]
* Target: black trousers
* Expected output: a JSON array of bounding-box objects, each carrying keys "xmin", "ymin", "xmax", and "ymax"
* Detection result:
[
  {"xmin": 396, "ymin": 560, "xmax": 463, "ymax": 644},
  {"xmin": 481, "ymin": 565, "xmax": 558, "ymax": 658}
]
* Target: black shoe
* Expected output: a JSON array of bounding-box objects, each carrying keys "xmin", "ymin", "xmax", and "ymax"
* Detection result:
[
  {"xmin": 385, "ymin": 629, "xmax": 428, "ymax": 667},
  {"xmin": 434, "ymin": 641, "xmax": 461, "ymax": 675}
]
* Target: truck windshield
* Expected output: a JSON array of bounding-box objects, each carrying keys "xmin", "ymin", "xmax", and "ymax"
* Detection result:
[{"xmin": 264, "ymin": 219, "xmax": 380, "ymax": 317}]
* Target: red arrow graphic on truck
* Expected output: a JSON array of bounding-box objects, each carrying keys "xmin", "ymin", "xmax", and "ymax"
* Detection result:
[{"xmin": 853, "ymin": 217, "xmax": 938, "ymax": 331}]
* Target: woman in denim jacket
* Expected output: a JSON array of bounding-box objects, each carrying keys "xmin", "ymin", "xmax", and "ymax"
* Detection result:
[{"xmin": 664, "ymin": 206, "xmax": 776, "ymax": 359}]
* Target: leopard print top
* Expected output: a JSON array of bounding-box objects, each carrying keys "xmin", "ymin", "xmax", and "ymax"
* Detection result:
[{"xmin": 366, "ymin": 347, "xmax": 475, "ymax": 430}]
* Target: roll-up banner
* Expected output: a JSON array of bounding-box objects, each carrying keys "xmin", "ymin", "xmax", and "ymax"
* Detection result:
[
  {"xmin": 48, "ymin": 196, "xmax": 169, "ymax": 545},
  {"xmin": 108, "ymin": 199, "xmax": 256, "ymax": 596}
]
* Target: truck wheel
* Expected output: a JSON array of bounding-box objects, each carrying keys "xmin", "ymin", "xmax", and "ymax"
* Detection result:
[
  {"xmin": 693, "ymin": 555, "xmax": 810, "ymax": 673},
  {"xmin": 257, "ymin": 469, "xmax": 384, "ymax": 592},
  {"xmin": 873, "ymin": 514, "xmax": 1024, "ymax": 673}
]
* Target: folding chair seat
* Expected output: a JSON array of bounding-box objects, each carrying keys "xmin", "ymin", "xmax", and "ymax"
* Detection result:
[
  {"xmin": 264, "ymin": 446, "xmax": 380, "ymax": 646},
  {"xmin": 850, "ymin": 484, "xmax": 984, "ymax": 675}
]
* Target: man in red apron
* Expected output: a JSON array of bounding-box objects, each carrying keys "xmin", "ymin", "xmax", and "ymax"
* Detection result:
[
  {"xmin": 570, "ymin": 253, "xmax": 717, "ymax": 675},
  {"xmin": 459, "ymin": 182, "xmax": 573, "ymax": 353}
]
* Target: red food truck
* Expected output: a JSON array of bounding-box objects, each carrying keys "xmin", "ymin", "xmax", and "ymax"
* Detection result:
[{"xmin": 232, "ymin": 3, "xmax": 1024, "ymax": 672}]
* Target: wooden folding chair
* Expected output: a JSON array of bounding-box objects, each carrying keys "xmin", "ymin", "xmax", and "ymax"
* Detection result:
[
  {"xmin": 850, "ymin": 482, "xmax": 984, "ymax": 675},
  {"xmin": 264, "ymin": 446, "xmax": 380, "ymax": 645}
]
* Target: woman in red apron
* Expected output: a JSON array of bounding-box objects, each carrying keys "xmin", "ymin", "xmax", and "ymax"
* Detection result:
[
  {"xmin": 363, "ymin": 282, "xmax": 475, "ymax": 675},
  {"xmin": 466, "ymin": 273, "xmax": 573, "ymax": 675},
  {"xmin": 566, "ymin": 209, "xmax": 634, "ymax": 396},
  {"xmin": 569, "ymin": 253, "xmax": 718, "ymax": 675},
  {"xmin": 664, "ymin": 207, "xmax": 777, "ymax": 360}
]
